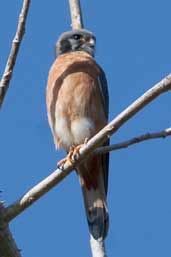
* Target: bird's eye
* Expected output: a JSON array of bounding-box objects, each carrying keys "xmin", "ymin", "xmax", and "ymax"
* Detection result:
[{"xmin": 73, "ymin": 34, "xmax": 81, "ymax": 40}]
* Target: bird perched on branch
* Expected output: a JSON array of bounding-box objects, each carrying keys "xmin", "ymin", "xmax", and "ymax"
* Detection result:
[{"xmin": 46, "ymin": 29, "xmax": 109, "ymax": 240}]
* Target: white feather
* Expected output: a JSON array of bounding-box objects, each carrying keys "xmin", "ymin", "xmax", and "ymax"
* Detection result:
[
  {"xmin": 55, "ymin": 115, "xmax": 94, "ymax": 150},
  {"xmin": 71, "ymin": 117, "xmax": 94, "ymax": 144},
  {"xmin": 55, "ymin": 117, "xmax": 73, "ymax": 150}
]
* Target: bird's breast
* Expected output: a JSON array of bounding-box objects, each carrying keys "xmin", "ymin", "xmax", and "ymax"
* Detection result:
[{"xmin": 54, "ymin": 72, "xmax": 98, "ymax": 150}]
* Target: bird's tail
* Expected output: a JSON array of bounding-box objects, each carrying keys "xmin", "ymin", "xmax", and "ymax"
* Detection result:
[{"xmin": 77, "ymin": 155, "xmax": 109, "ymax": 240}]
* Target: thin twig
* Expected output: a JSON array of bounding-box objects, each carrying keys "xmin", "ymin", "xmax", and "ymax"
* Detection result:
[
  {"xmin": 2, "ymin": 74, "xmax": 171, "ymax": 223},
  {"xmin": 69, "ymin": 0, "xmax": 84, "ymax": 29},
  {"xmin": 0, "ymin": 0, "xmax": 30, "ymax": 108},
  {"xmin": 96, "ymin": 128, "xmax": 171, "ymax": 154},
  {"xmin": 0, "ymin": 1, "xmax": 30, "ymax": 256}
]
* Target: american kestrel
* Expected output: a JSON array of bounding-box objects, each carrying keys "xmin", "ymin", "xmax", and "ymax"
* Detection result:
[{"xmin": 46, "ymin": 29, "xmax": 109, "ymax": 240}]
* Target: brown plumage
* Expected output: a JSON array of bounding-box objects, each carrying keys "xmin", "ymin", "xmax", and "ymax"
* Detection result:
[{"xmin": 46, "ymin": 49, "xmax": 109, "ymax": 239}]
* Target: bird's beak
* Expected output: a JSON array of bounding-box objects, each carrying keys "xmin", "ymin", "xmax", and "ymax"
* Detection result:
[
  {"xmin": 82, "ymin": 37, "xmax": 95, "ymax": 47},
  {"xmin": 88, "ymin": 38, "xmax": 95, "ymax": 47},
  {"xmin": 85, "ymin": 38, "xmax": 95, "ymax": 50}
]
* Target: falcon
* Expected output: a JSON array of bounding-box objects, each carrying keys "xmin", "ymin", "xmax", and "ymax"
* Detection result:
[{"xmin": 46, "ymin": 29, "xmax": 109, "ymax": 240}]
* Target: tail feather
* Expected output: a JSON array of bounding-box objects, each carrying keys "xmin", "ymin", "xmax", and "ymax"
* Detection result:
[
  {"xmin": 81, "ymin": 185, "xmax": 109, "ymax": 240},
  {"xmin": 77, "ymin": 156, "xmax": 109, "ymax": 240}
]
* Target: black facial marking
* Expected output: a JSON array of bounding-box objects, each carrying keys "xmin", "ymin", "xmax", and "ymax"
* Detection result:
[{"xmin": 55, "ymin": 29, "xmax": 96, "ymax": 57}]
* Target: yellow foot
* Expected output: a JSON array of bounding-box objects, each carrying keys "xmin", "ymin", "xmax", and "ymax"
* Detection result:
[
  {"xmin": 57, "ymin": 146, "xmax": 75, "ymax": 169},
  {"xmin": 57, "ymin": 139, "xmax": 88, "ymax": 169},
  {"xmin": 71, "ymin": 138, "xmax": 89, "ymax": 161}
]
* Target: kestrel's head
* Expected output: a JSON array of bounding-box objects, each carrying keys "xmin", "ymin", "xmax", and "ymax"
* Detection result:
[{"xmin": 56, "ymin": 29, "xmax": 96, "ymax": 57}]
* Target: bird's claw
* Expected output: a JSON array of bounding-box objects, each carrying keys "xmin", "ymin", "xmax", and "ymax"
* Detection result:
[
  {"xmin": 57, "ymin": 138, "xmax": 88, "ymax": 169},
  {"xmin": 57, "ymin": 146, "xmax": 75, "ymax": 169},
  {"xmin": 70, "ymin": 138, "xmax": 88, "ymax": 161}
]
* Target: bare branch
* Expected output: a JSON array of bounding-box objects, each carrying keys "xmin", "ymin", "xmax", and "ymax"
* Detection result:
[
  {"xmin": 0, "ymin": 202, "xmax": 22, "ymax": 257},
  {"xmin": 0, "ymin": 0, "xmax": 30, "ymax": 108},
  {"xmin": 0, "ymin": 1, "xmax": 30, "ymax": 256},
  {"xmin": 2, "ymin": 74, "xmax": 171, "ymax": 224},
  {"xmin": 90, "ymin": 236, "xmax": 107, "ymax": 257},
  {"xmin": 3, "ymin": 164, "xmax": 75, "ymax": 223},
  {"xmin": 0, "ymin": 1, "xmax": 30, "ymax": 255},
  {"xmin": 82, "ymin": 75, "xmax": 171, "ymax": 154},
  {"xmin": 96, "ymin": 128, "xmax": 171, "ymax": 154},
  {"xmin": 69, "ymin": 0, "xmax": 84, "ymax": 29}
]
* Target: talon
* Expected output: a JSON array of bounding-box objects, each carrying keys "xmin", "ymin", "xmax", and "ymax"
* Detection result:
[
  {"xmin": 57, "ymin": 156, "xmax": 73, "ymax": 169},
  {"xmin": 57, "ymin": 145, "xmax": 75, "ymax": 169},
  {"xmin": 57, "ymin": 139, "xmax": 88, "ymax": 168},
  {"xmin": 72, "ymin": 138, "xmax": 88, "ymax": 160},
  {"xmin": 57, "ymin": 159, "xmax": 66, "ymax": 169},
  {"xmin": 72, "ymin": 145, "xmax": 82, "ymax": 159}
]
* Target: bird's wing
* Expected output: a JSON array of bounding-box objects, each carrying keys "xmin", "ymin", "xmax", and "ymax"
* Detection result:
[
  {"xmin": 46, "ymin": 58, "xmax": 62, "ymax": 146},
  {"xmin": 97, "ymin": 65, "xmax": 109, "ymax": 194},
  {"xmin": 98, "ymin": 66, "xmax": 109, "ymax": 119}
]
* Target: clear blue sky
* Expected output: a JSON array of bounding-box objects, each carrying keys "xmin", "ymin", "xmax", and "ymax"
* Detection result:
[{"xmin": 0, "ymin": 1, "xmax": 171, "ymax": 256}]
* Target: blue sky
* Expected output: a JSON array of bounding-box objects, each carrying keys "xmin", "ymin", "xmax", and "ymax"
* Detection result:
[{"xmin": 0, "ymin": 1, "xmax": 171, "ymax": 256}]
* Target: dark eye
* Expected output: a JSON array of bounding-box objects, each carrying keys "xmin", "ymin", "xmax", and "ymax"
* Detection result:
[{"xmin": 73, "ymin": 34, "xmax": 81, "ymax": 40}]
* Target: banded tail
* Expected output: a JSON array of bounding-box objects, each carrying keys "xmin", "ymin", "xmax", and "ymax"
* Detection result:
[{"xmin": 77, "ymin": 154, "xmax": 109, "ymax": 240}]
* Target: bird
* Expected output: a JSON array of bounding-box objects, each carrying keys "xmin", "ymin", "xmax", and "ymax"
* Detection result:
[{"xmin": 46, "ymin": 29, "xmax": 109, "ymax": 240}]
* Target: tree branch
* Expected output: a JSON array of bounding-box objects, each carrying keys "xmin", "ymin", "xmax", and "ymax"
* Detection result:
[
  {"xmin": 90, "ymin": 236, "xmax": 107, "ymax": 257},
  {"xmin": 96, "ymin": 127, "xmax": 171, "ymax": 154},
  {"xmin": 2, "ymin": 74, "xmax": 171, "ymax": 224},
  {"xmin": 83, "ymin": 75, "xmax": 171, "ymax": 155},
  {"xmin": 0, "ymin": 0, "xmax": 30, "ymax": 108},
  {"xmin": 0, "ymin": 1, "xmax": 30, "ymax": 256},
  {"xmin": 69, "ymin": 0, "xmax": 84, "ymax": 29},
  {"xmin": 0, "ymin": 202, "xmax": 22, "ymax": 257}
]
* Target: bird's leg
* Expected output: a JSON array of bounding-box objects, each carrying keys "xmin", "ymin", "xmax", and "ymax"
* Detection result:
[
  {"xmin": 57, "ymin": 138, "xmax": 88, "ymax": 169},
  {"xmin": 57, "ymin": 145, "xmax": 75, "ymax": 169},
  {"xmin": 71, "ymin": 138, "xmax": 89, "ymax": 161}
]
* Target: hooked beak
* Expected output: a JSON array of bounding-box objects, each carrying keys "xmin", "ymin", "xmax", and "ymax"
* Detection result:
[
  {"xmin": 88, "ymin": 38, "xmax": 95, "ymax": 48},
  {"xmin": 82, "ymin": 37, "xmax": 95, "ymax": 49}
]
